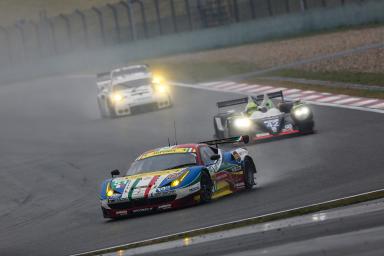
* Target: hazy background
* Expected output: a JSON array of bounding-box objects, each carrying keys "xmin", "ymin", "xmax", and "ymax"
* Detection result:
[{"xmin": 0, "ymin": 0, "xmax": 120, "ymax": 25}]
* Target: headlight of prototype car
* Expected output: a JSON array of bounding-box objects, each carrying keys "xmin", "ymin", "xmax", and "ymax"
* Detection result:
[
  {"xmin": 170, "ymin": 170, "xmax": 189, "ymax": 188},
  {"xmin": 234, "ymin": 117, "xmax": 251, "ymax": 129},
  {"xmin": 293, "ymin": 106, "xmax": 311, "ymax": 120},
  {"xmin": 110, "ymin": 93, "xmax": 123, "ymax": 104}
]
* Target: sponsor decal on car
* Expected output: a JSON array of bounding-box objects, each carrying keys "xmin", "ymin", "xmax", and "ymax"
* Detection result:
[
  {"xmin": 235, "ymin": 182, "xmax": 245, "ymax": 188},
  {"xmin": 132, "ymin": 208, "xmax": 153, "ymax": 213},
  {"xmin": 215, "ymin": 172, "xmax": 229, "ymax": 181},
  {"xmin": 232, "ymin": 151, "xmax": 241, "ymax": 162},
  {"xmin": 189, "ymin": 186, "xmax": 199, "ymax": 192},
  {"xmin": 155, "ymin": 186, "xmax": 171, "ymax": 192},
  {"xmin": 264, "ymin": 118, "xmax": 280, "ymax": 133},
  {"xmin": 256, "ymin": 132, "xmax": 270, "ymax": 138},
  {"xmin": 116, "ymin": 210, "xmax": 128, "ymax": 215},
  {"xmin": 158, "ymin": 204, "xmax": 172, "ymax": 210},
  {"xmin": 112, "ymin": 180, "xmax": 128, "ymax": 189},
  {"xmin": 138, "ymin": 148, "xmax": 196, "ymax": 160}
]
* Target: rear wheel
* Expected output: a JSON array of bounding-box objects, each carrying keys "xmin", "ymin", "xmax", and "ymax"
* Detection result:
[
  {"xmin": 296, "ymin": 120, "xmax": 315, "ymax": 133},
  {"xmin": 106, "ymin": 99, "xmax": 117, "ymax": 118},
  {"xmin": 244, "ymin": 158, "xmax": 256, "ymax": 190},
  {"xmin": 200, "ymin": 172, "xmax": 213, "ymax": 203}
]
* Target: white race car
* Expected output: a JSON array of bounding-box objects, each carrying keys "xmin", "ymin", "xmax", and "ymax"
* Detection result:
[{"xmin": 97, "ymin": 65, "xmax": 172, "ymax": 118}]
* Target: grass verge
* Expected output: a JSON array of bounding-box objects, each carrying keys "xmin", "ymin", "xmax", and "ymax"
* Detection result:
[
  {"xmin": 246, "ymin": 78, "xmax": 384, "ymax": 99},
  {"xmin": 149, "ymin": 61, "xmax": 384, "ymax": 99},
  {"xmin": 268, "ymin": 69, "xmax": 384, "ymax": 86}
]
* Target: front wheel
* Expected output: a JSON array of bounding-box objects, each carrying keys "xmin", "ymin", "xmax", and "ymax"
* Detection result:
[
  {"xmin": 97, "ymin": 99, "xmax": 108, "ymax": 118},
  {"xmin": 200, "ymin": 172, "xmax": 213, "ymax": 203},
  {"xmin": 244, "ymin": 158, "xmax": 256, "ymax": 190}
]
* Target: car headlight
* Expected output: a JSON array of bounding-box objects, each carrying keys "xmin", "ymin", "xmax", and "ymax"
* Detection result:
[
  {"xmin": 155, "ymin": 84, "xmax": 168, "ymax": 94},
  {"xmin": 171, "ymin": 179, "xmax": 180, "ymax": 187},
  {"xmin": 234, "ymin": 117, "xmax": 251, "ymax": 129},
  {"xmin": 170, "ymin": 170, "xmax": 189, "ymax": 188},
  {"xmin": 110, "ymin": 93, "xmax": 123, "ymax": 103},
  {"xmin": 293, "ymin": 106, "xmax": 311, "ymax": 120},
  {"xmin": 106, "ymin": 183, "xmax": 115, "ymax": 197},
  {"xmin": 152, "ymin": 75, "xmax": 164, "ymax": 84}
]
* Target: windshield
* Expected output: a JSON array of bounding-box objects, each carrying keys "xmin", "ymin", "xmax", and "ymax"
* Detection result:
[
  {"xmin": 112, "ymin": 67, "xmax": 148, "ymax": 77},
  {"xmin": 112, "ymin": 78, "xmax": 151, "ymax": 92},
  {"xmin": 127, "ymin": 153, "xmax": 197, "ymax": 175}
]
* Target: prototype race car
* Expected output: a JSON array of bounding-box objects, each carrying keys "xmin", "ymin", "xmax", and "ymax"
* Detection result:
[
  {"xmin": 100, "ymin": 136, "xmax": 256, "ymax": 219},
  {"xmin": 213, "ymin": 91, "xmax": 314, "ymax": 141},
  {"xmin": 96, "ymin": 65, "xmax": 172, "ymax": 118}
]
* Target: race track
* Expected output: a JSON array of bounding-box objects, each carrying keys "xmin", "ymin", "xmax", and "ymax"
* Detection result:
[{"xmin": 0, "ymin": 75, "xmax": 383, "ymax": 256}]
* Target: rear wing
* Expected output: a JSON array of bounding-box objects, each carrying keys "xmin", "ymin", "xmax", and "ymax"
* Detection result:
[
  {"xmin": 200, "ymin": 135, "xmax": 249, "ymax": 147},
  {"xmin": 216, "ymin": 90, "xmax": 285, "ymax": 108},
  {"xmin": 254, "ymin": 90, "xmax": 284, "ymax": 102}
]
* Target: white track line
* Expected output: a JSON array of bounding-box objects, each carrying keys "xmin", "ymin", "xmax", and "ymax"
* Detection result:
[
  {"xmin": 248, "ymin": 86, "xmax": 272, "ymax": 93},
  {"xmin": 263, "ymin": 87, "xmax": 287, "ymax": 94},
  {"xmin": 223, "ymin": 83, "xmax": 249, "ymax": 91},
  {"xmin": 171, "ymin": 82, "xmax": 384, "ymax": 114},
  {"xmin": 213, "ymin": 82, "xmax": 237, "ymax": 89},
  {"xmin": 300, "ymin": 94, "xmax": 325, "ymax": 101},
  {"xmin": 370, "ymin": 102, "xmax": 384, "ymax": 109},
  {"xmin": 236, "ymin": 85, "xmax": 260, "ymax": 91},
  {"xmin": 333, "ymin": 97, "xmax": 361, "ymax": 104},
  {"xmin": 317, "ymin": 95, "xmax": 345, "ymax": 103},
  {"xmin": 350, "ymin": 99, "xmax": 379, "ymax": 107},
  {"xmin": 284, "ymin": 89, "xmax": 302, "ymax": 95},
  {"xmin": 71, "ymin": 189, "xmax": 384, "ymax": 256}
]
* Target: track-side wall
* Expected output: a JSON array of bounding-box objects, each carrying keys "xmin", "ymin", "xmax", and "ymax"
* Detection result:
[{"xmin": 0, "ymin": 0, "xmax": 383, "ymax": 84}]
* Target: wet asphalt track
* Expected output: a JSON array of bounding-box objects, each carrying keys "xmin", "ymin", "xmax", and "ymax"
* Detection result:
[{"xmin": 0, "ymin": 75, "xmax": 383, "ymax": 256}]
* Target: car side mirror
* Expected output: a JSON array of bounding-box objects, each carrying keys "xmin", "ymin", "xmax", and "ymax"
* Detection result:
[
  {"xmin": 111, "ymin": 169, "xmax": 120, "ymax": 177},
  {"xmin": 210, "ymin": 154, "xmax": 220, "ymax": 161}
]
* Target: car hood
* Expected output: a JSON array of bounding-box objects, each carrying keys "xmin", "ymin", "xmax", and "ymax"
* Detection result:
[
  {"xmin": 109, "ymin": 168, "xmax": 187, "ymax": 198},
  {"xmin": 118, "ymin": 86, "xmax": 152, "ymax": 97}
]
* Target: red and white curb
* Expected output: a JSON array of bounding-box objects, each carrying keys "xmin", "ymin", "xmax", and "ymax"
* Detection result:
[{"xmin": 173, "ymin": 81, "xmax": 384, "ymax": 114}]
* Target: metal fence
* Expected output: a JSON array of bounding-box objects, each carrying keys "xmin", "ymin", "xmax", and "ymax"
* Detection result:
[{"xmin": 0, "ymin": 0, "xmax": 368, "ymax": 67}]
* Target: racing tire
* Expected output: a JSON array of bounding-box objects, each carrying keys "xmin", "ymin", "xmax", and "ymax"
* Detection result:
[
  {"xmin": 106, "ymin": 99, "xmax": 117, "ymax": 118},
  {"xmin": 97, "ymin": 99, "xmax": 109, "ymax": 118},
  {"xmin": 296, "ymin": 120, "xmax": 315, "ymax": 134},
  {"xmin": 200, "ymin": 171, "xmax": 213, "ymax": 203},
  {"xmin": 243, "ymin": 157, "xmax": 256, "ymax": 190}
]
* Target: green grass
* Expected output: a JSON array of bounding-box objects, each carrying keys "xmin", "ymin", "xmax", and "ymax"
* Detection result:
[
  {"xmin": 268, "ymin": 69, "xmax": 384, "ymax": 86},
  {"xmin": 246, "ymin": 78, "xmax": 384, "ymax": 99},
  {"xmin": 148, "ymin": 60, "xmax": 384, "ymax": 99}
]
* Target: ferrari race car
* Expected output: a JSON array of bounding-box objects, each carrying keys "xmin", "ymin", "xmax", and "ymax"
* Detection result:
[
  {"xmin": 96, "ymin": 65, "xmax": 172, "ymax": 118},
  {"xmin": 100, "ymin": 136, "xmax": 256, "ymax": 219},
  {"xmin": 213, "ymin": 91, "xmax": 315, "ymax": 141}
]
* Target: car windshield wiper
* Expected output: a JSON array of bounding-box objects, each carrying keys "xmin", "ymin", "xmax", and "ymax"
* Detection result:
[{"xmin": 166, "ymin": 163, "xmax": 196, "ymax": 170}]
